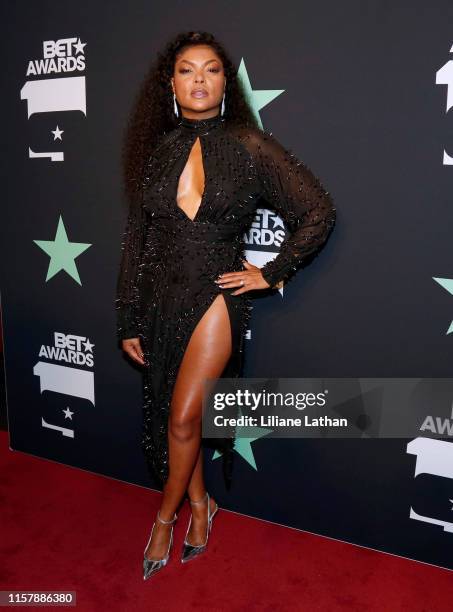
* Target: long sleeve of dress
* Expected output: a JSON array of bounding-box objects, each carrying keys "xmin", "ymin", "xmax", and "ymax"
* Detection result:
[
  {"xmin": 115, "ymin": 195, "xmax": 149, "ymax": 341},
  {"xmin": 248, "ymin": 129, "xmax": 337, "ymax": 288}
]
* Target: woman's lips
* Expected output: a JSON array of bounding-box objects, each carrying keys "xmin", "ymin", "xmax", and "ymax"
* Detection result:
[{"xmin": 191, "ymin": 90, "xmax": 208, "ymax": 98}]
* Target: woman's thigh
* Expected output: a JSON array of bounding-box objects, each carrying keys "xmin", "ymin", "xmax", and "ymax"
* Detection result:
[{"xmin": 170, "ymin": 293, "xmax": 232, "ymax": 425}]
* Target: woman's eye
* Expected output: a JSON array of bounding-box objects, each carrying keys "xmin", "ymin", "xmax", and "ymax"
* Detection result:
[{"xmin": 179, "ymin": 67, "xmax": 221, "ymax": 74}]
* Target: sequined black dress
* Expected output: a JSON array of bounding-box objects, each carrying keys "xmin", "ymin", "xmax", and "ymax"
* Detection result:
[{"xmin": 116, "ymin": 113, "xmax": 336, "ymax": 488}]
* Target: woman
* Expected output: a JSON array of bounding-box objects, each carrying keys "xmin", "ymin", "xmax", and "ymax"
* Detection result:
[{"xmin": 116, "ymin": 31, "xmax": 336, "ymax": 580}]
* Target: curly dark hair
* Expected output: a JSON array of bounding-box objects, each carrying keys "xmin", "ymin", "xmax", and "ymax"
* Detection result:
[{"xmin": 121, "ymin": 30, "xmax": 259, "ymax": 205}]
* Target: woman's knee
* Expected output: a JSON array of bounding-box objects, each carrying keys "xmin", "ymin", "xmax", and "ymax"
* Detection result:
[{"xmin": 168, "ymin": 411, "xmax": 201, "ymax": 443}]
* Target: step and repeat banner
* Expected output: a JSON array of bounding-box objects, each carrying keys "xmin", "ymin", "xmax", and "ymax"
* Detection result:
[{"xmin": 2, "ymin": 1, "xmax": 453, "ymax": 572}]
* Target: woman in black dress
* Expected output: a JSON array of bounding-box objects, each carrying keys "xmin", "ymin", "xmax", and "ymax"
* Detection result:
[{"xmin": 116, "ymin": 31, "xmax": 336, "ymax": 579}]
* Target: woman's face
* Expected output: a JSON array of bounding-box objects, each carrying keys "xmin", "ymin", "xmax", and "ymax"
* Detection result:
[{"xmin": 171, "ymin": 45, "xmax": 225, "ymax": 119}]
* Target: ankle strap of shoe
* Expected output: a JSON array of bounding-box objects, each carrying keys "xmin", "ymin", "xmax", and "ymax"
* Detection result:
[
  {"xmin": 189, "ymin": 491, "xmax": 208, "ymax": 505},
  {"xmin": 157, "ymin": 510, "xmax": 177, "ymax": 524}
]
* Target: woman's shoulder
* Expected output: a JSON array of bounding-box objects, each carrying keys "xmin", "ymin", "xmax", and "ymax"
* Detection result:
[
  {"xmin": 226, "ymin": 123, "xmax": 288, "ymax": 160},
  {"xmin": 144, "ymin": 129, "xmax": 179, "ymax": 166}
]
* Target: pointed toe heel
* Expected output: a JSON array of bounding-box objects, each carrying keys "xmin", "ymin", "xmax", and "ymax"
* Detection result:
[
  {"xmin": 143, "ymin": 510, "xmax": 177, "ymax": 580},
  {"xmin": 181, "ymin": 492, "xmax": 219, "ymax": 564}
]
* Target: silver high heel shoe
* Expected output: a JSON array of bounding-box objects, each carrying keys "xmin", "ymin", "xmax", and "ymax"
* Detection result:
[
  {"xmin": 181, "ymin": 491, "xmax": 219, "ymax": 563},
  {"xmin": 143, "ymin": 509, "xmax": 178, "ymax": 580}
]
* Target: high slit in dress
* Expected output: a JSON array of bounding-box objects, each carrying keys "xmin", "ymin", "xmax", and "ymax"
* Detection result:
[{"xmin": 116, "ymin": 113, "xmax": 337, "ymax": 489}]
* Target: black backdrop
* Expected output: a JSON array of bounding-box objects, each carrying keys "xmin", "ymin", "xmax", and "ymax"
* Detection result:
[{"xmin": 2, "ymin": 0, "xmax": 453, "ymax": 572}]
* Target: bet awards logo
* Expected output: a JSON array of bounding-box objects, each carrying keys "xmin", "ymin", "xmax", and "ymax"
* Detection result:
[
  {"xmin": 244, "ymin": 206, "xmax": 288, "ymax": 294},
  {"xmin": 34, "ymin": 331, "xmax": 95, "ymax": 439},
  {"xmin": 26, "ymin": 37, "xmax": 86, "ymax": 76},
  {"xmin": 20, "ymin": 37, "xmax": 87, "ymax": 162}
]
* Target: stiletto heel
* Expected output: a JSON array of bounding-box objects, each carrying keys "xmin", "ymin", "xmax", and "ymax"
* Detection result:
[
  {"xmin": 143, "ymin": 509, "xmax": 178, "ymax": 580},
  {"xmin": 181, "ymin": 491, "xmax": 219, "ymax": 563}
]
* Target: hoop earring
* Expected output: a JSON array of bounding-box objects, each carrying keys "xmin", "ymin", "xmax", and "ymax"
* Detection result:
[
  {"xmin": 221, "ymin": 91, "xmax": 225, "ymax": 116},
  {"xmin": 173, "ymin": 92, "xmax": 179, "ymax": 117}
]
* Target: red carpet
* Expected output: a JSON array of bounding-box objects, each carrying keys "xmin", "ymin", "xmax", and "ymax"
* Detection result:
[{"xmin": 1, "ymin": 429, "xmax": 452, "ymax": 612}]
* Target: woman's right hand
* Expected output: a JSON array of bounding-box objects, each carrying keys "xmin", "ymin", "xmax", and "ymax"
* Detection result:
[{"xmin": 121, "ymin": 338, "xmax": 146, "ymax": 366}]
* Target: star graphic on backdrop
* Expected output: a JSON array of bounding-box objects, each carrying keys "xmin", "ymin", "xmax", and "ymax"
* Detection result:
[
  {"xmin": 212, "ymin": 406, "xmax": 273, "ymax": 470},
  {"xmin": 236, "ymin": 59, "xmax": 287, "ymax": 293},
  {"xmin": 432, "ymin": 277, "xmax": 453, "ymax": 333},
  {"xmin": 51, "ymin": 125, "xmax": 64, "ymax": 140},
  {"xmin": 83, "ymin": 339, "xmax": 95, "ymax": 352},
  {"xmin": 236, "ymin": 58, "xmax": 285, "ymax": 129},
  {"xmin": 73, "ymin": 38, "xmax": 87, "ymax": 55},
  {"xmin": 63, "ymin": 407, "xmax": 74, "ymax": 420},
  {"xmin": 34, "ymin": 215, "xmax": 91, "ymax": 285},
  {"xmin": 450, "ymin": 499, "xmax": 453, "ymax": 511},
  {"xmin": 272, "ymin": 216, "xmax": 285, "ymax": 229}
]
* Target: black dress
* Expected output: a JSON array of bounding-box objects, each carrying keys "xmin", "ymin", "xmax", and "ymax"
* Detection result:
[{"xmin": 116, "ymin": 112, "xmax": 336, "ymax": 488}]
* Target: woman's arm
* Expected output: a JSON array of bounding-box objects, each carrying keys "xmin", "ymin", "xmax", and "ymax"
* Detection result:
[
  {"xmin": 249, "ymin": 129, "xmax": 337, "ymax": 288},
  {"xmin": 115, "ymin": 196, "xmax": 148, "ymax": 341}
]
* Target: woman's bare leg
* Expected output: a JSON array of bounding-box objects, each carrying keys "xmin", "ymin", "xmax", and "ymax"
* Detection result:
[
  {"xmin": 145, "ymin": 294, "xmax": 232, "ymax": 559},
  {"xmin": 186, "ymin": 446, "xmax": 204, "ymax": 500},
  {"xmin": 184, "ymin": 445, "xmax": 218, "ymax": 546}
]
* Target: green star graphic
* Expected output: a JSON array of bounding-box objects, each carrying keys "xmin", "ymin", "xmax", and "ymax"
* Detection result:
[
  {"xmin": 237, "ymin": 58, "xmax": 285, "ymax": 129},
  {"xmin": 433, "ymin": 277, "xmax": 453, "ymax": 334},
  {"xmin": 212, "ymin": 407, "xmax": 273, "ymax": 470},
  {"xmin": 34, "ymin": 215, "xmax": 91, "ymax": 285}
]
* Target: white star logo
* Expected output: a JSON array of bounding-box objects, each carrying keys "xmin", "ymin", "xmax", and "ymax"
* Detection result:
[
  {"xmin": 83, "ymin": 339, "xmax": 95, "ymax": 352},
  {"xmin": 73, "ymin": 38, "xmax": 87, "ymax": 55},
  {"xmin": 63, "ymin": 407, "xmax": 74, "ymax": 420},
  {"xmin": 52, "ymin": 126, "xmax": 64, "ymax": 141},
  {"xmin": 272, "ymin": 216, "xmax": 285, "ymax": 229}
]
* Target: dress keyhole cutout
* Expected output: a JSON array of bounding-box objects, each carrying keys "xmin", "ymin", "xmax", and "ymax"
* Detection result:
[{"xmin": 176, "ymin": 136, "xmax": 206, "ymax": 222}]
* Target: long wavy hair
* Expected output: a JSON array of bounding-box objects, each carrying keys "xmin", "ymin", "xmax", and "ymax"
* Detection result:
[{"xmin": 121, "ymin": 31, "xmax": 259, "ymax": 205}]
